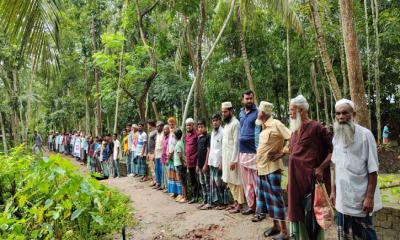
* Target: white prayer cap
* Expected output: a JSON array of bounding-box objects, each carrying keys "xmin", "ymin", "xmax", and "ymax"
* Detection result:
[
  {"xmin": 185, "ymin": 118, "xmax": 194, "ymax": 124},
  {"xmin": 221, "ymin": 102, "xmax": 233, "ymax": 109},
  {"xmin": 290, "ymin": 95, "xmax": 309, "ymax": 110},
  {"xmin": 335, "ymin": 98, "xmax": 355, "ymax": 111},
  {"xmin": 259, "ymin": 101, "xmax": 273, "ymax": 114}
]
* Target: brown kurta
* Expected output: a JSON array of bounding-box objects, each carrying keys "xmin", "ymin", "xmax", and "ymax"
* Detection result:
[{"xmin": 287, "ymin": 120, "xmax": 332, "ymax": 222}]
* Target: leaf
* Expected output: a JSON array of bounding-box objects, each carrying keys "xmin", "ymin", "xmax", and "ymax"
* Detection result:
[
  {"xmin": 90, "ymin": 213, "xmax": 104, "ymax": 225},
  {"xmin": 18, "ymin": 195, "xmax": 27, "ymax": 207},
  {"xmin": 71, "ymin": 207, "xmax": 86, "ymax": 221}
]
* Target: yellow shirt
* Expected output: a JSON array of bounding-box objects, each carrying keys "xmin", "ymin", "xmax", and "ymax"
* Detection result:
[
  {"xmin": 122, "ymin": 135, "xmax": 129, "ymax": 155},
  {"xmin": 256, "ymin": 117, "xmax": 291, "ymax": 175}
]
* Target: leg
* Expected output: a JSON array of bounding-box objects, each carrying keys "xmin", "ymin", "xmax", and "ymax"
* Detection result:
[{"xmin": 239, "ymin": 164, "xmax": 257, "ymax": 212}]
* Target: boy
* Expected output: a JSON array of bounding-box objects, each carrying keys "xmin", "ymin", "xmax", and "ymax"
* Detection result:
[
  {"xmin": 174, "ymin": 129, "xmax": 187, "ymax": 203},
  {"xmin": 113, "ymin": 133, "xmax": 121, "ymax": 178},
  {"xmin": 196, "ymin": 120, "xmax": 211, "ymax": 209}
]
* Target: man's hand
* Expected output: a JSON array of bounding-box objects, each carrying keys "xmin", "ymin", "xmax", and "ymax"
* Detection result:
[
  {"xmin": 230, "ymin": 162, "xmax": 236, "ymax": 171},
  {"xmin": 218, "ymin": 164, "xmax": 222, "ymax": 171},
  {"xmin": 202, "ymin": 165, "xmax": 208, "ymax": 172},
  {"xmin": 329, "ymin": 192, "xmax": 336, "ymax": 207},
  {"xmin": 363, "ymin": 196, "xmax": 374, "ymax": 213},
  {"xmin": 314, "ymin": 167, "xmax": 324, "ymax": 181},
  {"xmin": 268, "ymin": 152, "xmax": 284, "ymax": 161}
]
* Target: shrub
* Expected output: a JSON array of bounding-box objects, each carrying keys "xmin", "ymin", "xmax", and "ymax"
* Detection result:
[{"xmin": 0, "ymin": 146, "xmax": 134, "ymax": 239}]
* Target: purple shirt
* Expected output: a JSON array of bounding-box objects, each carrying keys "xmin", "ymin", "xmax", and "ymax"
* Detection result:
[
  {"xmin": 161, "ymin": 134, "xmax": 169, "ymax": 164},
  {"xmin": 185, "ymin": 131, "xmax": 198, "ymax": 168}
]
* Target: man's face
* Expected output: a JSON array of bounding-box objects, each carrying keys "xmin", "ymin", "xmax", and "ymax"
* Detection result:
[
  {"xmin": 123, "ymin": 130, "xmax": 127, "ymax": 136},
  {"xmin": 112, "ymin": 135, "xmax": 116, "ymax": 141},
  {"xmin": 163, "ymin": 127, "xmax": 170, "ymax": 135},
  {"xmin": 168, "ymin": 122, "xmax": 176, "ymax": 130},
  {"xmin": 212, "ymin": 119, "xmax": 221, "ymax": 129},
  {"xmin": 138, "ymin": 125, "xmax": 143, "ymax": 131},
  {"xmin": 197, "ymin": 124, "xmax": 206, "ymax": 134},
  {"xmin": 289, "ymin": 104, "xmax": 298, "ymax": 119},
  {"xmin": 186, "ymin": 123, "xmax": 194, "ymax": 132},
  {"xmin": 126, "ymin": 126, "xmax": 131, "ymax": 132},
  {"xmin": 156, "ymin": 124, "xmax": 163, "ymax": 133},
  {"xmin": 221, "ymin": 108, "xmax": 231, "ymax": 120},
  {"xmin": 242, "ymin": 93, "xmax": 254, "ymax": 108},
  {"xmin": 335, "ymin": 105, "xmax": 353, "ymax": 124}
]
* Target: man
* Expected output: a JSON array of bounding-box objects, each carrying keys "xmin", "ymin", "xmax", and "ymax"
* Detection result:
[
  {"xmin": 382, "ymin": 123, "xmax": 390, "ymax": 144},
  {"xmin": 255, "ymin": 102, "xmax": 291, "ymax": 239},
  {"xmin": 112, "ymin": 133, "xmax": 121, "ymax": 178},
  {"xmin": 161, "ymin": 125, "xmax": 171, "ymax": 192},
  {"xmin": 185, "ymin": 117, "xmax": 200, "ymax": 203},
  {"xmin": 196, "ymin": 120, "xmax": 211, "ymax": 210},
  {"xmin": 147, "ymin": 119, "xmax": 158, "ymax": 186},
  {"xmin": 131, "ymin": 124, "xmax": 139, "ymax": 176},
  {"xmin": 47, "ymin": 132, "xmax": 53, "ymax": 152},
  {"xmin": 221, "ymin": 102, "xmax": 246, "ymax": 214},
  {"xmin": 331, "ymin": 99, "xmax": 382, "ymax": 239},
  {"xmin": 32, "ymin": 131, "xmax": 45, "ymax": 153},
  {"xmin": 239, "ymin": 90, "xmax": 259, "ymax": 215},
  {"xmin": 126, "ymin": 123, "xmax": 133, "ymax": 176},
  {"xmin": 207, "ymin": 114, "xmax": 227, "ymax": 210},
  {"xmin": 154, "ymin": 121, "xmax": 164, "ymax": 189},
  {"xmin": 136, "ymin": 122, "xmax": 148, "ymax": 181},
  {"xmin": 287, "ymin": 95, "xmax": 332, "ymax": 239}
]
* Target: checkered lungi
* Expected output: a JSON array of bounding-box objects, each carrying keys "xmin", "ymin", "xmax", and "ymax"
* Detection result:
[
  {"xmin": 138, "ymin": 156, "xmax": 147, "ymax": 176},
  {"xmin": 209, "ymin": 166, "xmax": 228, "ymax": 205},
  {"xmin": 256, "ymin": 170, "xmax": 285, "ymax": 220},
  {"xmin": 167, "ymin": 162, "xmax": 182, "ymax": 195}
]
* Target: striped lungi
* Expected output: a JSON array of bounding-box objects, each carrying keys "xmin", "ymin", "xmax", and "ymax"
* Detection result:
[
  {"xmin": 239, "ymin": 153, "xmax": 258, "ymax": 210},
  {"xmin": 167, "ymin": 162, "xmax": 182, "ymax": 195},
  {"xmin": 256, "ymin": 170, "xmax": 285, "ymax": 220},
  {"xmin": 209, "ymin": 166, "xmax": 228, "ymax": 205}
]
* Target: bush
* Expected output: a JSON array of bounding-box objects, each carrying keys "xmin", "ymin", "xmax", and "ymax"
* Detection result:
[{"xmin": 0, "ymin": 146, "xmax": 134, "ymax": 239}]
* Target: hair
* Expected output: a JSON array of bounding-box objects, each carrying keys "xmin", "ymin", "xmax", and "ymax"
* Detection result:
[
  {"xmin": 138, "ymin": 122, "xmax": 145, "ymax": 127},
  {"xmin": 167, "ymin": 117, "xmax": 176, "ymax": 124},
  {"xmin": 175, "ymin": 129, "xmax": 183, "ymax": 140},
  {"xmin": 212, "ymin": 113, "xmax": 221, "ymax": 120},
  {"xmin": 113, "ymin": 133, "xmax": 117, "ymax": 137},
  {"xmin": 147, "ymin": 119, "xmax": 156, "ymax": 127},
  {"xmin": 106, "ymin": 133, "xmax": 112, "ymax": 137},
  {"xmin": 197, "ymin": 120, "xmax": 206, "ymax": 126},
  {"xmin": 156, "ymin": 121, "xmax": 164, "ymax": 127},
  {"xmin": 126, "ymin": 123, "xmax": 132, "ymax": 127},
  {"xmin": 242, "ymin": 90, "xmax": 254, "ymax": 97}
]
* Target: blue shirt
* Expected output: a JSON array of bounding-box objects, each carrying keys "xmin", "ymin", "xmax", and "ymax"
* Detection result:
[
  {"xmin": 239, "ymin": 104, "xmax": 258, "ymax": 153},
  {"xmin": 383, "ymin": 126, "xmax": 389, "ymax": 139}
]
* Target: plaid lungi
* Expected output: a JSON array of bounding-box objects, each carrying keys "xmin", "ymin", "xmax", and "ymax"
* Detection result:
[
  {"xmin": 209, "ymin": 166, "xmax": 228, "ymax": 205},
  {"xmin": 256, "ymin": 170, "xmax": 285, "ymax": 220},
  {"xmin": 138, "ymin": 156, "xmax": 147, "ymax": 176},
  {"xmin": 167, "ymin": 162, "xmax": 182, "ymax": 195},
  {"xmin": 336, "ymin": 211, "xmax": 378, "ymax": 240}
]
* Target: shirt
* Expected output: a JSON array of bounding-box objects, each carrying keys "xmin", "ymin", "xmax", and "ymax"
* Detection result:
[
  {"xmin": 185, "ymin": 131, "xmax": 198, "ymax": 168},
  {"xmin": 128, "ymin": 131, "xmax": 134, "ymax": 151},
  {"xmin": 34, "ymin": 134, "xmax": 42, "ymax": 147},
  {"xmin": 155, "ymin": 131, "xmax": 164, "ymax": 159},
  {"xmin": 135, "ymin": 131, "xmax": 147, "ymax": 156},
  {"xmin": 148, "ymin": 129, "xmax": 157, "ymax": 154},
  {"xmin": 221, "ymin": 116, "xmax": 241, "ymax": 185},
  {"xmin": 382, "ymin": 126, "xmax": 389, "ymax": 139},
  {"xmin": 197, "ymin": 133, "xmax": 210, "ymax": 168},
  {"xmin": 113, "ymin": 139, "xmax": 121, "ymax": 160},
  {"xmin": 161, "ymin": 134, "xmax": 170, "ymax": 164},
  {"xmin": 173, "ymin": 140, "xmax": 186, "ymax": 166},
  {"xmin": 122, "ymin": 135, "xmax": 128, "ymax": 154},
  {"xmin": 208, "ymin": 127, "xmax": 224, "ymax": 168},
  {"xmin": 332, "ymin": 124, "xmax": 382, "ymax": 217},
  {"xmin": 256, "ymin": 117, "xmax": 291, "ymax": 175},
  {"xmin": 239, "ymin": 104, "xmax": 258, "ymax": 153}
]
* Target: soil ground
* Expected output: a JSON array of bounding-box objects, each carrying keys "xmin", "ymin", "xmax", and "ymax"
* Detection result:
[{"xmin": 63, "ymin": 155, "xmax": 336, "ymax": 240}]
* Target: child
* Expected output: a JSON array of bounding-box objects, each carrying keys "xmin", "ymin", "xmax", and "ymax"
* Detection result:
[
  {"xmin": 113, "ymin": 133, "xmax": 121, "ymax": 178},
  {"xmin": 100, "ymin": 141, "xmax": 109, "ymax": 178},
  {"xmin": 173, "ymin": 129, "xmax": 187, "ymax": 203},
  {"xmin": 196, "ymin": 120, "xmax": 211, "ymax": 209}
]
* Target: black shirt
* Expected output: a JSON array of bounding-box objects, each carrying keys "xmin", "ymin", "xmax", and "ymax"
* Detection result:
[{"xmin": 196, "ymin": 134, "xmax": 210, "ymax": 168}]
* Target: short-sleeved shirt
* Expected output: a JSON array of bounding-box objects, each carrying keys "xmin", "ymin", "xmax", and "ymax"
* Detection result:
[
  {"xmin": 148, "ymin": 130, "xmax": 157, "ymax": 154},
  {"xmin": 208, "ymin": 127, "xmax": 223, "ymax": 168},
  {"xmin": 34, "ymin": 134, "xmax": 42, "ymax": 147},
  {"xmin": 173, "ymin": 140, "xmax": 186, "ymax": 166},
  {"xmin": 113, "ymin": 139, "xmax": 121, "ymax": 160},
  {"xmin": 332, "ymin": 124, "xmax": 382, "ymax": 217},
  {"xmin": 122, "ymin": 135, "xmax": 128, "ymax": 154},
  {"xmin": 382, "ymin": 126, "xmax": 389, "ymax": 139},
  {"xmin": 185, "ymin": 131, "xmax": 198, "ymax": 168},
  {"xmin": 256, "ymin": 117, "xmax": 291, "ymax": 175},
  {"xmin": 197, "ymin": 133, "xmax": 210, "ymax": 168},
  {"xmin": 239, "ymin": 105, "xmax": 258, "ymax": 153},
  {"xmin": 135, "ymin": 131, "xmax": 147, "ymax": 156},
  {"xmin": 155, "ymin": 132, "xmax": 164, "ymax": 159}
]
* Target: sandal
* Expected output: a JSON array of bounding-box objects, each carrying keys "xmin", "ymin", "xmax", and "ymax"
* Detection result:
[
  {"xmin": 264, "ymin": 227, "xmax": 281, "ymax": 237},
  {"xmin": 215, "ymin": 205, "xmax": 227, "ymax": 210},
  {"xmin": 272, "ymin": 233, "xmax": 290, "ymax": 240},
  {"xmin": 251, "ymin": 214, "xmax": 265, "ymax": 222},
  {"xmin": 200, "ymin": 204, "xmax": 213, "ymax": 210},
  {"xmin": 178, "ymin": 197, "xmax": 187, "ymax": 203},
  {"xmin": 229, "ymin": 208, "xmax": 241, "ymax": 214}
]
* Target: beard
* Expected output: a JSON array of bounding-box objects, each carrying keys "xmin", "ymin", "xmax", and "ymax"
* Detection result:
[
  {"xmin": 223, "ymin": 114, "xmax": 232, "ymax": 123},
  {"xmin": 289, "ymin": 111, "xmax": 302, "ymax": 132},
  {"xmin": 334, "ymin": 120, "xmax": 356, "ymax": 146},
  {"xmin": 245, "ymin": 102, "xmax": 253, "ymax": 109}
]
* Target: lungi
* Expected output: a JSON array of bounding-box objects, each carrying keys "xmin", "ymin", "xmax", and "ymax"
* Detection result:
[
  {"xmin": 147, "ymin": 153, "xmax": 155, "ymax": 180},
  {"xmin": 227, "ymin": 183, "xmax": 245, "ymax": 204},
  {"xmin": 290, "ymin": 221, "xmax": 324, "ymax": 240},
  {"xmin": 209, "ymin": 166, "xmax": 228, "ymax": 205},
  {"xmin": 256, "ymin": 171, "xmax": 285, "ymax": 220},
  {"xmin": 197, "ymin": 168, "xmax": 210, "ymax": 204},
  {"xmin": 138, "ymin": 156, "xmax": 147, "ymax": 176},
  {"xmin": 239, "ymin": 153, "xmax": 258, "ymax": 210},
  {"xmin": 336, "ymin": 211, "xmax": 377, "ymax": 240},
  {"xmin": 167, "ymin": 162, "xmax": 182, "ymax": 195},
  {"xmin": 161, "ymin": 163, "xmax": 168, "ymax": 189}
]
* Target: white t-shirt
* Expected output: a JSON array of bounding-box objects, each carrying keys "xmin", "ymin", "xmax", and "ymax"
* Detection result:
[
  {"xmin": 113, "ymin": 139, "xmax": 121, "ymax": 160},
  {"xmin": 135, "ymin": 131, "xmax": 147, "ymax": 156},
  {"xmin": 332, "ymin": 124, "xmax": 382, "ymax": 217}
]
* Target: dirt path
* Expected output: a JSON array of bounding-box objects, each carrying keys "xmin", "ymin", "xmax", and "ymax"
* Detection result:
[{"xmin": 64, "ymin": 154, "xmax": 336, "ymax": 240}]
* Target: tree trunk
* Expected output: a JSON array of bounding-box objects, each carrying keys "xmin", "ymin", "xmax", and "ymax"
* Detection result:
[
  {"xmin": 339, "ymin": 41, "xmax": 348, "ymax": 97},
  {"xmin": 236, "ymin": 5, "xmax": 258, "ymax": 104},
  {"xmin": 84, "ymin": 61, "xmax": 90, "ymax": 134},
  {"xmin": 322, "ymin": 83, "xmax": 330, "ymax": 126},
  {"xmin": 91, "ymin": 17, "xmax": 102, "ymax": 136},
  {"xmin": 152, "ymin": 101, "xmax": 160, "ymax": 121},
  {"xmin": 339, "ymin": 0, "xmax": 370, "ymax": 128},
  {"xmin": 24, "ymin": 55, "xmax": 37, "ymax": 147},
  {"xmin": 311, "ymin": 61, "xmax": 320, "ymax": 122},
  {"xmin": 0, "ymin": 111, "xmax": 8, "ymax": 154},
  {"xmin": 193, "ymin": 0, "xmax": 206, "ymax": 124},
  {"xmin": 287, "ymin": 28, "xmax": 292, "ymax": 102},
  {"xmin": 114, "ymin": 44, "xmax": 124, "ymax": 134},
  {"xmin": 309, "ymin": 0, "xmax": 342, "ymax": 101},
  {"xmin": 11, "ymin": 66, "xmax": 20, "ymax": 145},
  {"xmin": 181, "ymin": 0, "xmax": 235, "ymax": 129},
  {"xmin": 371, "ymin": 0, "xmax": 381, "ymax": 143},
  {"xmin": 363, "ymin": 0, "xmax": 372, "ymax": 117}
]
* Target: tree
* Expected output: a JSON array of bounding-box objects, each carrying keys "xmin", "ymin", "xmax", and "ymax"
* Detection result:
[{"xmin": 339, "ymin": 0, "xmax": 370, "ymax": 128}]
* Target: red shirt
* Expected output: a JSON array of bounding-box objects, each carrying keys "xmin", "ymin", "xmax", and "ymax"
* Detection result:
[{"xmin": 185, "ymin": 131, "xmax": 198, "ymax": 168}]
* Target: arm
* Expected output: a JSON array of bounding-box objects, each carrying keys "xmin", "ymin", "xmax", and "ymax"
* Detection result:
[
  {"xmin": 363, "ymin": 172, "xmax": 377, "ymax": 213},
  {"xmin": 330, "ymin": 163, "xmax": 336, "ymax": 206},
  {"xmin": 203, "ymin": 147, "xmax": 210, "ymax": 171},
  {"xmin": 315, "ymin": 153, "xmax": 332, "ymax": 181},
  {"xmin": 230, "ymin": 121, "xmax": 240, "ymax": 170},
  {"xmin": 142, "ymin": 141, "xmax": 147, "ymax": 157}
]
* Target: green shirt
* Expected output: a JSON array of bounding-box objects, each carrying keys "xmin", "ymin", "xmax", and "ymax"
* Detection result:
[{"xmin": 173, "ymin": 140, "xmax": 185, "ymax": 166}]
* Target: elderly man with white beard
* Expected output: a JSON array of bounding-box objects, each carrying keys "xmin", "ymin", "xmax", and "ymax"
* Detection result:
[
  {"xmin": 287, "ymin": 95, "xmax": 332, "ymax": 240},
  {"xmin": 331, "ymin": 99, "xmax": 382, "ymax": 240}
]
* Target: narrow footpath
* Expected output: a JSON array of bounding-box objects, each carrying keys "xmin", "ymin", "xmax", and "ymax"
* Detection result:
[{"xmin": 64, "ymin": 154, "xmax": 336, "ymax": 240}]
